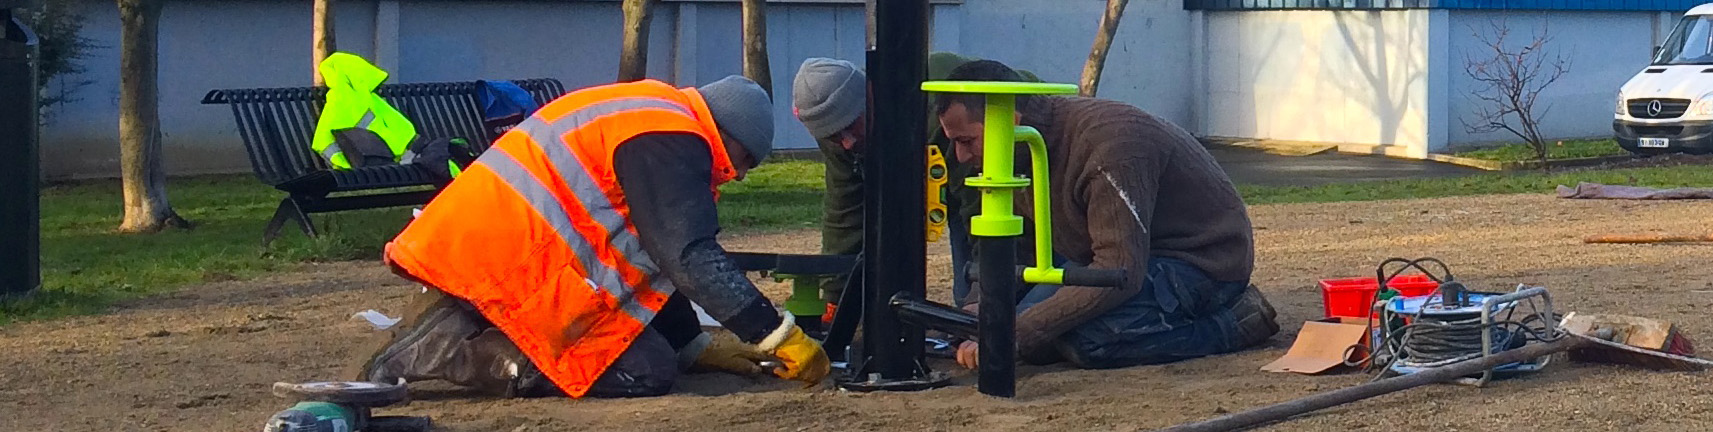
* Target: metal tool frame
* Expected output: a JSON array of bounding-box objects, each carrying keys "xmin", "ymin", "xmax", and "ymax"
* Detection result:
[{"xmin": 1385, "ymin": 285, "xmax": 1556, "ymax": 387}]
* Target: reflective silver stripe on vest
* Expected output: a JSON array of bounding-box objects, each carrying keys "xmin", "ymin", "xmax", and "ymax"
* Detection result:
[
  {"xmin": 356, "ymin": 110, "xmax": 376, "ymax": 129},
  {"xmin": 479, "ymin": 146, "xmax": 659, "ymax": 324},
  {"xmin": 517, "ymin": 97, "xmax": 697, "ymax": 300},
  {"xmin": 323, "ymin": 110, "xmax": 377, "ymax": 165}
]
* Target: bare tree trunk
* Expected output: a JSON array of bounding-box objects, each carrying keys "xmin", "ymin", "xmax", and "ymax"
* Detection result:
[
  {"xmin": 1459, "ymin": 20, "xmax": 1569, "ymax": 172},
  {"xmin": 864, "ymin": 0, "xmax": 876, "ymax": 50},
  {"xmin": 618, "ymin": 0, "xmax": 657, "ymax": 82},
  {"xmin": 741, "ymin": 0, "xmax": 772, "ymax": 98},
  {"xmin": 1079, "ymin": 0, "xmax": 1129, "ymax": 97},
  {"xmin": 117, "ymin": 0, "xmax": 189, "ymax": 233},
  {"xmin": 312, "ymin": 0, "xmax": 336, "ymax": 86}
]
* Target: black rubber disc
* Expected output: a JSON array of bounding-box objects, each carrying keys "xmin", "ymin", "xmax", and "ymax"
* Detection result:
[{"xmin": 271, "ymin": 381, "xmax": 409, "ymax": 407}]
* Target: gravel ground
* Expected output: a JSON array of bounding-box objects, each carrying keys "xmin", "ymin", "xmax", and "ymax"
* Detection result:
[{"xmin": 7, "ymin": 192, "xmax": 1713, "ymax": 431}]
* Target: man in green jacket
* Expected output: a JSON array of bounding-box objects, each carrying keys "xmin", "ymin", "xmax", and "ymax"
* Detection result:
[{"xmin": 790, "ymin": 53, "xmax": 1041, "ymax": 308}]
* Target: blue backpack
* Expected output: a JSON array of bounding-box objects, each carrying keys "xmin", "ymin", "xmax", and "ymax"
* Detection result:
[{"xmin": 477, "ymin": 80, "xmax": 542, "ymax": 139}]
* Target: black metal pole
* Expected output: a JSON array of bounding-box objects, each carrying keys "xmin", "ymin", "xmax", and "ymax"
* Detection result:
[
  {"xmin": 854, "ymin": 0, "xmax": 931, "ymax": 383},
  {"xmin": 0, "ymin": 6, "xmax": 40, "ymax": 300},
  {"xmin": 976, "ymin": 236, "xmax": 1017, "ymax": 397}
]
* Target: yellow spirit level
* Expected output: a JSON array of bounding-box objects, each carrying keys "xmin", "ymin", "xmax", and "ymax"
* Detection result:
[{"xmin": 926, "ymin": 145, "xmax": 949, "ymax": 242}]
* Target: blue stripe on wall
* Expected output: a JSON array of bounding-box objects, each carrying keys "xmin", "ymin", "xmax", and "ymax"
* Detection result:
[{"xmin": 1184, "ymin": 0, "xmax": 1706, "ymax": 10}]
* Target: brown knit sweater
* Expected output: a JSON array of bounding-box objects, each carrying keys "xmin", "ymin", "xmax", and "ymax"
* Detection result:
[{"xmin": 963, "ymin": 95, "xmax": 1256, "ymax": 359}]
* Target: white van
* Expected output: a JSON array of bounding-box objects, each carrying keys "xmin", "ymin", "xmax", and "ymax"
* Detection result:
[{"xmin": 1615, "ymin": 3, "xmax": 1713, "ymax": 154}]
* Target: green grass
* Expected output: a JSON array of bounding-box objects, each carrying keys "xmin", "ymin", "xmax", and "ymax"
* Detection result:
[
  {"xmin": 714, "ymin": 160, "xmax": 824, "ymax": 231},
  {"xmin": 4, "ymin": 175, "xmax": 417, "ymax": 323},
  {"xmin": 1453, "ymin": 139, "xmax": 1627, "ymax": 163},
  {"xmin": 1, "ymin": 161, "xmax": 825, "ymax": 324},
  {"xmin": 9, "ymin": 158, "xmax": 1713, "ymax": 324}
]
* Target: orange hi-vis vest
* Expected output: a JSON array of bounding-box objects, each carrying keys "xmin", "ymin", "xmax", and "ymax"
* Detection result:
[{"xmin": 383, "ymin": 79, "xmax": 740, "ymax": 398}]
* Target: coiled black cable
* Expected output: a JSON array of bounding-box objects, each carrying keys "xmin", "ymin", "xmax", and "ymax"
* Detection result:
[
  {"xmin": 1396, "ymin": 313, "xmax": 1508, "ymax": 367},
  {"xmin": 1347, "ymin": 258, "xmax": 1564, "ymax": 379}
]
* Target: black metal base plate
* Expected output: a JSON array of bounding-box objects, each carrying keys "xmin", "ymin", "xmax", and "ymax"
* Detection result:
[
  {"xmin": 835, "ymin": 370, "xmax": 954, "ymax": 392},
  {"xmin": 271, "ymin": 381, "xmax": 409, "ymax": 407}
]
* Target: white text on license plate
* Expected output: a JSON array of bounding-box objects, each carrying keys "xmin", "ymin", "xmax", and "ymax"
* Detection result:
[{"xmin": 1640, "ymin": 137, "xmax": 1670, "ymax": 148}]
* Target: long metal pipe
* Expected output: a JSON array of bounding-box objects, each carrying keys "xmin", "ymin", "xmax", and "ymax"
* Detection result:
[{"xmin": 1154, "ymin": 336, "xmax": 1584, "ymax": 432}]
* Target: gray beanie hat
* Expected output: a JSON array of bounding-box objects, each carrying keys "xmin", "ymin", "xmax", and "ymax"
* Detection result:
[
  {"xmin": 698, "ymin": 75, "xmax": 775, "ymax": 165},
  {"xmin": 792, "ymin": 58, "xmax": 867, "ymax": 139}
]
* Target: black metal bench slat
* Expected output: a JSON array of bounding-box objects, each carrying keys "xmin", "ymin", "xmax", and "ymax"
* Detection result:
[
  {"xmin": 204, "ymin": 78, "xmax": 567, "ymax": 245},
  {"xmin": 278, "ymin": 92, "xmax": 325, "ymax": 176}
]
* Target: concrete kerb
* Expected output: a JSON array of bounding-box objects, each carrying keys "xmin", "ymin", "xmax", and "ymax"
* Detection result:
[
  {"xmin": 1200, "ymin": 137, "xmax": 1409, "ymax": 159},
  {"xmin": 1426, "ymin": 153, "xmax": 1639, "ymax": 171},
  {"xmin": 1198, "ymin": 137, "xmax": 1637, "ymax": 172},
  {"xmin": 1216, "ymin": 139, "xmax": 1337, "ymax": 157}
]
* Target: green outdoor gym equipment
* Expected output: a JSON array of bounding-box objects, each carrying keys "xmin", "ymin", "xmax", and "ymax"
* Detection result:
[
  {"xmin": 920, "ymin": 80, "xmax": 1078, "ymax": 398},
  {"xmin": 920, "ymin": 81, "xmax": 1078, "ymax": 284}
]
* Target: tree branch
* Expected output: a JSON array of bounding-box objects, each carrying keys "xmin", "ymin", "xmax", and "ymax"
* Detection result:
[{"xmin": 1459, "ymin": 19, "xmax": 1571, "ymax": 169}]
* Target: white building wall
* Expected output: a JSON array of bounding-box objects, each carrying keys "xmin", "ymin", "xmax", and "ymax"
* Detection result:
[
  {"xmin": 41, "ymin": 0, "xmax": 381, "ymax": 179},
  {"xmin": 37, "ymin": 0, "xmax": 980, "ymax": 179},
  {"xmin": 1443, "ymin": 10, "xmax": 1661, "ymax": 147},
  {"xmin": 38, "ymin": 0, "xmax": 1685, "ymax": 179},
  {"xmin": 954, "ymin": 0, "xmax": 1198, "ymax": 128},
  {"xmin": 1203, "ymin": 9, "xmax": 1436, "ymax": 157}
]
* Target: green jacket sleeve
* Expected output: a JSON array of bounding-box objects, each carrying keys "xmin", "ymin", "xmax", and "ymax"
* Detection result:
[{"xmin": 818, "ymin": 136, "xmax": 865, "ymax": 256}]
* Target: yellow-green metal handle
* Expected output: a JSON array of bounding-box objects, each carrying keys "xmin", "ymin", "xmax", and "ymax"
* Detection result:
[{"xmin": 1015, "ymin": 127, "xmax": 1062, "ymax": 286}]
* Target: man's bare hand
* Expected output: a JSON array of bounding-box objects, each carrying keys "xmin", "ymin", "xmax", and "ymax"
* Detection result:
[{"xmin": 955, "ymin": 341, "xmax": 979, "ymax": 370}]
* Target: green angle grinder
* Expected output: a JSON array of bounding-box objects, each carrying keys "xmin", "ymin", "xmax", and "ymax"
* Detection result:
[{"xmin": 261, "ymin": 381, "xmax": 431, "ymax": 432}]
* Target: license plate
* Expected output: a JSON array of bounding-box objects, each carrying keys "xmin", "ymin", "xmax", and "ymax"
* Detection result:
[{"xmin": 1640, "ymin": 137, "xmax": 1670, "ymax": 148}]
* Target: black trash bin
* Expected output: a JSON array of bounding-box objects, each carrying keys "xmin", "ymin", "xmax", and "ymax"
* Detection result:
[{"xmin": 0, "ymin": 5, "xmax": 39, "ymax": 299}]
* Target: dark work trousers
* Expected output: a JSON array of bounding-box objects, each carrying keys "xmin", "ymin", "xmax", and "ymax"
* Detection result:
[
  {"xmin": 513, "ymin": 292, "xmax": 706, "ymax": 398},
  {"xmin": 1016, "ymin": 256, "xmax": 1279, "ymax": 369}
]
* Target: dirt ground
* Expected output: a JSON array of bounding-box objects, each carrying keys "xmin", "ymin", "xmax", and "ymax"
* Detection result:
[{"xmin": 11, "ymin": 192, "xmax": 1713, "ymax": 431}]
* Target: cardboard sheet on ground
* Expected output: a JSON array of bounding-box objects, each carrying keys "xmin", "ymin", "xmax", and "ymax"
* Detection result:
[{"xmin": 1262, "ymin": 320, "xmax": 1370, "ymax": 374}]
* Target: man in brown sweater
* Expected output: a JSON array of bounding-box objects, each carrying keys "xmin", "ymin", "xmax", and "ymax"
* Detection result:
[{"xmin": 939, "ymin": 60, "xmax": 1279, "ymax": 369}]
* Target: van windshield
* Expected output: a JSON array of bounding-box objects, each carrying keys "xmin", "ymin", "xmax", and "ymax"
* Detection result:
[{"xmin": 1656, "ymin": 15, "xmax": 1713, "ymax": 65}]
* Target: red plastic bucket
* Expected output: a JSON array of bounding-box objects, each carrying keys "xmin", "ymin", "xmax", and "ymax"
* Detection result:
[{"xmin": 1318, "ymin": 275, "xmax": 1441, "ymax": 319}]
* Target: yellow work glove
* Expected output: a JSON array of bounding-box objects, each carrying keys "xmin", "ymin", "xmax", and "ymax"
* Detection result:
[
  {"xmin": 691, "ymin": 331, "xmax": 772, "ymax": 376},
  {"xmin": 757, "ymin": 312, "xmax": 832, "ymax": 386}
]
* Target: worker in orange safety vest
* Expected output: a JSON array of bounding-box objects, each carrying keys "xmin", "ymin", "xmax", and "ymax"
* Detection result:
[{"xmin": 343, "ymin": 75, "xmax": 832, "ymax": 398}]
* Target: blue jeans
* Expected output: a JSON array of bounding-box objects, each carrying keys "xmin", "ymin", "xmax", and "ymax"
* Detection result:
[
  {"xmin": 1017, "ymin": 257, "xmax": 1278, "ymax": 369},
  {"xmin": 950, "ymin": 216, "xmax": 972, "ymax": 307},
  {"xmin": 950, "ymin": 225, "xmax": 1068, "ymax": 307}
]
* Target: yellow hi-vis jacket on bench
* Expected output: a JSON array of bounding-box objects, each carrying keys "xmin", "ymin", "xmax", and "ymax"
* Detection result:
[{"xmin": 311, "ymin": 52, "xmax": 417, "ymax": 169}]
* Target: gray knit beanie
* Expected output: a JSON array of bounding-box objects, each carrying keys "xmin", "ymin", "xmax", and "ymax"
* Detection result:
[
  {"xmin": 697, "ymin": 75, "xmax": 775, "ymax": 164},
  {"xmin": 792, "ymin": 58, "xmax": 867, "ymax": 139}
]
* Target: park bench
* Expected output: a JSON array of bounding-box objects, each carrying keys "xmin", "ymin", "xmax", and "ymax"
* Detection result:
[{"xmin": 201, "ymin": 78, "xmax": 567, "ymax": 246}]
